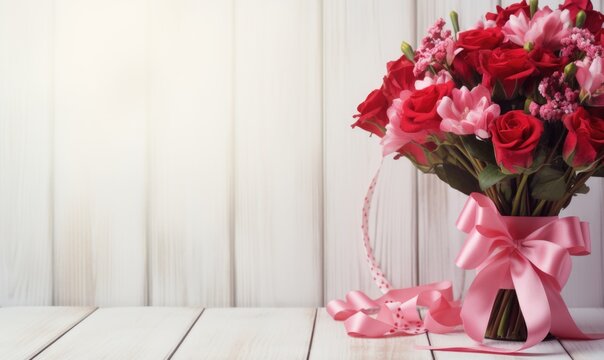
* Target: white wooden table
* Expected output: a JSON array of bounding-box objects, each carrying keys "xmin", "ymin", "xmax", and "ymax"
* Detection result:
[{"xmin": 2, "ymin": 307, "xmax": 603, "ymax": 359}]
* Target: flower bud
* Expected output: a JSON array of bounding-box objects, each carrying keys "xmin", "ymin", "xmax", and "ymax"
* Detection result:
[
  {"xmin": 576, "ymin": 10, "xmax": 586, "ymax": 28},
  {"xmin": 530, "ymin": 0, "xmax": 539, "ymax": 18},
  {"xmin": 564, "ymin": 62, "xmax": 577, "ymax": 81},
  {"xmin": 450, "ymin": 11, "xmax": 460, "ymax": 37},
  {"xmin": 401, "ymin": 41, "xmax": 415, "ymax": 63}
]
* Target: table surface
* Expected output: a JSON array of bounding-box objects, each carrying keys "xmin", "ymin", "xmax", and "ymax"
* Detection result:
[{"xmin": 2, "ymin": 307, "xmax": 603, "ymax": 359}]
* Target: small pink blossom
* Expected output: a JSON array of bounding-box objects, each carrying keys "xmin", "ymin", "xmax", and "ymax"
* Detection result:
[
  {"xmin": 576, "ymin": 57, "xmax": 604, "ymax": 106},
  {"xmin": 560, "ymin": 27, "xmax": 603, "ymax": 59},
  {"xmin": 414, "ymin": 18, "xmax": 456, "ymax": 77},
  {"xmin": 537, "ymin": 71, "xmax": 579, "ymax": 121},
  {"xmin": 381, "ymin": 90, "xmax": 423, "ymax": 156},
  {"xmin": 437, "ymin": 85, "xmax": 500, "ymax": 138},
  {"xmin": 414, "ymin": 70, "xmax": 453, "ymax": 90},
  {"xmin": 502, "ymin": 7, "xmax": 571, "ymax": 50}
]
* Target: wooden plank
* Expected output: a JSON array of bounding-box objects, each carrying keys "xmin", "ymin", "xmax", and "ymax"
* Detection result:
[
  {"xmin": 171, "ymin": 308, "xmax": 316, "ymax": 359},
  {"xmin": 147, "ymin": 0, "xmax": 233, "ymax": 306},
  {"xmin": 36, "ymin": 307, "xmax": 201, "ymax": 359},
  {"xmin": 416, "ymin": 0, "xmax": 498, "ymax": 302},
  {"xmin": 323, "ymin": 0, "xmax": 418, "ymax": 304},
  {"xmin": 428, "ymin": 331, "xmax": 571, "ymax": 359},
  {"xmin": 53, "ymin": 0, "xmax": 148, "ymax": 305},
  {"xmin": 0, "ymin": 307, "xmax": 94, "ymax": 360},
  {"xmin": 233, "ymin": 0, "xmax": 322, "ymax": 306},
  {"xmin": 308, "ymin": 308, "xmax": 432, "ymax": 359},
  {"xmin": 559, "ymin": 308, "xmax": 604, "ymax": 359},
  {"xmin": 0, "ymin": 0, "xmax": 53, "ymax": 305}
]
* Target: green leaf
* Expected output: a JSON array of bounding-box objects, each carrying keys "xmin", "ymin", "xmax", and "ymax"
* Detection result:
[
  {"xmin": 434, "ymin": 163, "xmax": 481, "ymax": 196},
  {"xmin": 530, "ymin": 166, "xmax": 567, "ymax": 201},
  {"xmin": 592, "ymin": 167, "xmax": 604, "ymax": 177},
  {"xmin": 460, "ymin": 135, "xmax": 496, "ymax": 164},
  {"xmin": 478, "ymin": 164, "xmax": 508, "ymax": 190},
  {"xmin": 575, "ymin": 184, "xmax": 590, "ymax": 194}
]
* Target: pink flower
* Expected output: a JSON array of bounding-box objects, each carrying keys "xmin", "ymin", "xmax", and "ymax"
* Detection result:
[
  {"xmin": 414, "ymin": 18, "xmax": 456, "ymax": 77},
  {"xmin": 576, "ymin": 57, "xmax": 604, "ymax": 106},
  {"xmin": 414, "ymin": 70, "xmax": 453, "ymax": 90},
  {"xmin": 437, "ymin": 85, "xmax": 500, "ymax": 138},
  {"xmin": 502, "ymin": 7, "xmax": 571, "ymax": 50},
  {"xmin": 381, "ymin": 90, "xmax": 425, "ymax": 155}
]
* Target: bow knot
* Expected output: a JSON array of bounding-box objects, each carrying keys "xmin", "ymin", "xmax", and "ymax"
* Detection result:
[{"xmin": 457, "ymin": 193, "xmax": 592, "ymax": 349}]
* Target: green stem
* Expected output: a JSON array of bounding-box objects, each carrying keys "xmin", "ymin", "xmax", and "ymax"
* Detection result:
[
  {"xmin": 511, "ymin": 174, "xmax": 529, "ymax": 216},
  {"xmin": 531, "ymin": 200, "xmax": 547, "ymax": 216},
  {"xmin": 449, "ymin": 146, "xmax": 477, "ymax": 178}
]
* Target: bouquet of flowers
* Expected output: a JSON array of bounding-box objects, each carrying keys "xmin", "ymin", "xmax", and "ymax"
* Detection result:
[{"xmin": 352, "ymin": 0, "xmax": 603, "ymax": 343}]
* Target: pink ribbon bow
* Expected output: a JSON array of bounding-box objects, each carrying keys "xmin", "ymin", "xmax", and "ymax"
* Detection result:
[
  {"xmin": 429, "ymin": 192, "xmax": 603, "ymax": 353},
  {"xmin": 327, "ymin": 281, "xmax": 461, "ymax": 337},
  {"xmin": 328, "ymin": 164, "xmax": 604, "ymax": 354}
]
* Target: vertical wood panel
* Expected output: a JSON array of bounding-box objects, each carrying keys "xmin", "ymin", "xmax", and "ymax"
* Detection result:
[
  {"xmin": 0, "ymin": 0, "xmax": 53, "ymax": 305},
  {"xmin": 323, "ymin": 0, "xmax": 418, "ymax": 303},
  {"xmin": 416, "ymin": 0, "xmax": 498, "ymax": 300},
  {"xmin": 147, "ymin": 0, "xmax": 233, "ymax": 306},
  {"xmin": 234, "ymin": 0, "xmax": 322, "ymax": 306},
  {"xmin": 53, "ymin": 0, "xmax": 147, "ymax": 305},
  {"xmin": 562, "ymin": 179, "xmax": 604, "ymax": 307}
]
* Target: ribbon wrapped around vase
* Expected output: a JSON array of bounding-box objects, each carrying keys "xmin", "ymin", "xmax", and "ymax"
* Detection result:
[
  {"xmin": 423, "ymin": 192, "xmax": 604, "ymax": 353},
  {"xmin": 328, "ymin": 166, "xmax": 604, "ymax": 354}
]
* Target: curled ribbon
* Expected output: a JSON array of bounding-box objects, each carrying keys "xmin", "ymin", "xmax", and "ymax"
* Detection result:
[
  {"xmin": 327, "ymin": 166, "xmax": 463, "ymax": 337},
  {"xmin": 328, "ymin": 164, "xmax": 604, "ymax": 354}
]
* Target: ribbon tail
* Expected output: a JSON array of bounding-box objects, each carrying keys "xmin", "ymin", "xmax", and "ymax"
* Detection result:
[
  {"xmin": 460, "ymin": 254, "xmax": 509, "ymax": 343},
  {"xmin": 546, "ymin": 280, "xmax": 604, "ymax": 339}
]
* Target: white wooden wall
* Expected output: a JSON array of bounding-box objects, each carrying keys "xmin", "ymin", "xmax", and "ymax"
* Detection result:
[{"xmin": 0, "ymin": 0, "xmax": 602, "ymax": 307}]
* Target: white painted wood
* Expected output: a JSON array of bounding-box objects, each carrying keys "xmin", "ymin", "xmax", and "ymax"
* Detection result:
[
  {"xmin": 0, "ymin": 0, "xmax": 53, "ymax": 305},
  {"xmin": 234, "ymin": 0, "xmax": 322, "ymax": 306},
  {"xmin": 309, "ymin": 308, "xmax": 431, "ymax": 359},
  {"xmin": 0, "ymin": 307, "xmax": 93, "ymax": 360},
  {"xmin": 36, "ymin": 307, "xmax": 200, "ymax": 360},
  {"xmin": 323, "ymin": 0, "xmax": 418, "ymax": 303},
  {"xmin": 416, "ymin": 0, "xmax": 498, "ymax": 301},
  {"xmin": 562, "ymin": 179, "xmax": 604, "ymax": 307},
  {"xmin": 428, "ymin": 331, "xmax": 571, "ymax": 359},
  {"xmin": 53, "ymin": 0, "xmax": 148, "ymax": 305},
  {"xmin": 147, "ymin": 0, "xmax": 233, "ymax": 306},
  {"xmin": 172, "ymin": 308, "xmax": 316, "ymax": 359},
  {"xmin": 560, "ymin": 308, "xmax": 604, "ymax": 359}
]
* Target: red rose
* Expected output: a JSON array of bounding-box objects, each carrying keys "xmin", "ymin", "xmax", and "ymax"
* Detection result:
[
  {"xmin": 352, "ymin": 89, "xmax": 389, "ymax": 137},
  {"xmin": 563, "ymin": 107, "xmax": 604, "ymax": 167},
  {"xmin": 400, "ymin": 82, "xmax": 454, "ymax": 135},
  {"xmin": 490, "ymin": 110, "xmax": 544, "ymax": 172},
  {"xmin": 560, "ymin": 0, "xmax": 604, "ymax": 34},
  {"xmin": 479, "ymin": 48, "xmax": 536, "ymax": 98},
  {"xmin": 529, "ymin": 47, "xmax": 566, "ymax": 76},
  {"xmin": 452, "ymin": 53, "xmax": 478, "ymax": 85},
  {"xmin": 457, "ymin": 28, "xmax": 505, "ymax": 69},
  {"xmin": 382, "ymin": 55, "xmax": 415, "ymax": 101},
  {"xmin": 486, "ymin": 1, "xmax": 530, "ymax": 27},
  {"xmin": 457, "ymin": 27, "xmax": 504, "ymax": 52}
]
